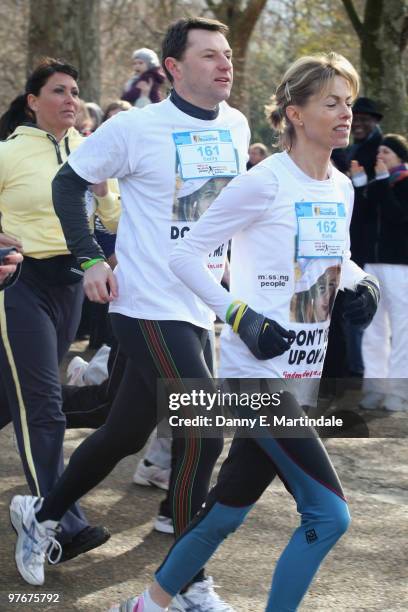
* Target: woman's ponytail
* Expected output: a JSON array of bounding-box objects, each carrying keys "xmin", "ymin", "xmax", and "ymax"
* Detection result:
[{"xmin": 0, "ymin": 94, "xmax": 32, "ymax": 141}]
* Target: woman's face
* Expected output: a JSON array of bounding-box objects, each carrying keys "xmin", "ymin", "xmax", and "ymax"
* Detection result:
[
  {"xmin": 27, "ymin": 72, "xmax": 79, "ymax": 136},
  {"xmin": 377, "ymin": 145, "xmax": 401, "ymax": 171},
  {"xmin": 291, "ymin": 75, "xmax": 353, "ymax": 151}
]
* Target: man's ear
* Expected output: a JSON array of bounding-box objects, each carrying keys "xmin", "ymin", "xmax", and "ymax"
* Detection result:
[{"xmin": 164, "ymin": 57, "xmax": 181, "ymax": 83}]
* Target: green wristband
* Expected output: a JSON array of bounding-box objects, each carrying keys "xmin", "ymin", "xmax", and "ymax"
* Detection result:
[
  {"xmin": 225, "ymin": 300, "xmax": 244, "ymax": 324},
  {"xmin": 81, "ymin": 257, "xmax": 105, "ymax": 271}
]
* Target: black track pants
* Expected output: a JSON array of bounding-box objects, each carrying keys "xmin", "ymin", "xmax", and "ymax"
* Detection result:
[{"xmin": 0, "ymin": 274, "xmax": 88, "ymax": 542}]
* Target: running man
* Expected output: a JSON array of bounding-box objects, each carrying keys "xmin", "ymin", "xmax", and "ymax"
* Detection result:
[
  {"xmin": 9, "ymin": 17, "xmax": 249, "ymax": 610},
  {"xmin": 108, "ymin": 53, "xmax": 380, "ymax": 611}
]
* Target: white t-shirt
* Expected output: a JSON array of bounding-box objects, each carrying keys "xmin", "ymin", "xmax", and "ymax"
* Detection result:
[
  {"xmin": 68, "ymin": 98, "xmax": 250, "ymax": 329},
  {"xmin": 170, "ymin": 152, "xmax": 366, "ymax": 380}
]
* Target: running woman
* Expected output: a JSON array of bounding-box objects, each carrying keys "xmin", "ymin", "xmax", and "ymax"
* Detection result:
[
  {"xmin": 110, "ymin": 53, "xmax": 379, "ymax": 611},
  {"xmin": 10, "ymin": 18, "xmax": 249, "ymax": 609},
  {"xmin": 0, "ymin": 59, "xmax": 120, "ymax": 570}
]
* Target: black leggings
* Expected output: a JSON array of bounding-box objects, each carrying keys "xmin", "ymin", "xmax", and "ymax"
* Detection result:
[{"xmin": 38, "ymin": 315, "xmax": 223, "ymax": 541}]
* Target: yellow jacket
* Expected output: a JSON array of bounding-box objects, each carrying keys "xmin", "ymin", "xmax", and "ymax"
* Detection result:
[{"xmin": 0, "ymin": 125, "xmax": 120, "ymax": 259}]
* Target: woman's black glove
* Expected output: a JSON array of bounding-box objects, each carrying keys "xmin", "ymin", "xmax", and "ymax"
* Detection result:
[
  {"xmin": 343, "ymin": 275, "xmax": 380, "ymax": 329},
  {"xmin": 227, "ymin": 301, "xmax": 296, "ymax": 360}
]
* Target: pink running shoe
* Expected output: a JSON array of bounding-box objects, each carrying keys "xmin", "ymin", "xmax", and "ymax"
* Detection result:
[{"xmin": 109, "ymin": 595, "xmax": 144, "ymax": 612}]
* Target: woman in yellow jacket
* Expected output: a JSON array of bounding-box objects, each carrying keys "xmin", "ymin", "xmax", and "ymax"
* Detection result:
[{"xmin": 0, "ymin": 58, "xmax": 120, "ymax": 571}]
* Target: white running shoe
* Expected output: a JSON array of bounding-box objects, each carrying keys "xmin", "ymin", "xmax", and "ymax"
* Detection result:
[
  {"xmin": 66, "ymin": 355, "xmax": 89, "ymax": 386},
  {"xmin": 383, "ymin": 394, "xmax": 408, "ymax": 412},
  {"xmin": 133, "ymin": 460, "xmax": 170, "ymax": 491},
  {"xmin": 10, "ymin": 495, "xmax": 61, "ymax": 586},
  {"xmin": 169, "ymin": 577, "xmax": 235, "ymax": 611},
  {"xmin": 154, "ymin": 515, "xmax": 174, "ymax": 535},
  {"xmin": 109, "ymin": 595, "xmax": 144, "ymax": 611},
  {"xmin": 359, "ymin": 392, "xmax": 385, "ymax": 410}
]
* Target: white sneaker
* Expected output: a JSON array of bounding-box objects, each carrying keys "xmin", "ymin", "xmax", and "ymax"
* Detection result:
[
  {"xmin": 109, "ymin": 595, "xmax": 144, "ymax": 611},
  {"xmin": 359, "ymin": 392, "xmax": 385, "ymax": 410},
  {"xmin": 154, "ymin": 515, "xmax": 174, "ymax": 535},
  {"xmin": 169, "ymin": 577, "xmax": 235, "ymax": 611},
  {"xmin": 383, "ymin": 394, "xmax": 408, "ymax": 412},
  {"xmin": 9, "ymin": 495, "xmax": 62, "ymax": 586},
  {"xmin": 133, "ymin": 460, "xmax": 170, "ymax": 491},
  {"xmin": 66, "ymin": 355, "xmax": 89, "ymax": 386}
]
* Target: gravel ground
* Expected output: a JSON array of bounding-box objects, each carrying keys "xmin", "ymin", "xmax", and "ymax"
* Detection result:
[{"xmin": 0, "ymin": 340, "xmax": 407, "ymax": 612}]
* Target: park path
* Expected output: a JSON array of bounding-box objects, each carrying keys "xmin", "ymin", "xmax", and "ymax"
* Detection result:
[{"xmin": 0, "ymin": 340, "xmax": 407, "ymax": 611}]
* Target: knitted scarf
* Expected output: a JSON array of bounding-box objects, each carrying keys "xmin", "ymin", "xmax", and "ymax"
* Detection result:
[{"xmin": 389, "ymin": 163, "xmax": 408, "ymax": 186}]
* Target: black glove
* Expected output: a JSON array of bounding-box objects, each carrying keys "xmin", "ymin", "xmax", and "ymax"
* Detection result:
[
  {"xmin": 343, "ymin": 275, "xmax": 380, "ymax": 329},
  {"xmin": 227, "ymin": 302, "xmax": 296, "ymax": 360}
]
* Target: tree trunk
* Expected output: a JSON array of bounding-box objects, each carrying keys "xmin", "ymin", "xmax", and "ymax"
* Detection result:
[
  {"xmin": 28, "ymin": 0, "xmax": 101, "ymax": 103},
  {"xmin": 206, "ymin": 0, "xmax": 267, "ymax": 115},
  {"xmin": 342, "ymin": 0, "xmax": 408, "ymax": 133}
]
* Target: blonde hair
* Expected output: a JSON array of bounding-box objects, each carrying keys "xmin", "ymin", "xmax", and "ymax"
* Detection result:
[{"xmin": 265, "ymin": 52, "xmax": 359, "ymax": 151}]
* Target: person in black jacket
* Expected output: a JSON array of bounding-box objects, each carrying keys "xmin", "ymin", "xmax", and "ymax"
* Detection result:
[
  {"xmin": 332, "ymin": 97, "xmax": 383, "ymax": 267},
  {"xmin": 350, "ymin": 133, "xmax": 408, "ymax": 412},
  {"xmin": 323, "ymin": 98, "xmax": 383, "ymax": 391}
]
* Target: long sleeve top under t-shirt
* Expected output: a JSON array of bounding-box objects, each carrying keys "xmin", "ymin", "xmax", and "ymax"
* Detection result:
[
  {"xmin": 59, "ymin": 98, "xmax": 250, "ymax": 329},
  {"xmin": 170, "ymin": 151, "xmax": 366, "ymax": 380}
]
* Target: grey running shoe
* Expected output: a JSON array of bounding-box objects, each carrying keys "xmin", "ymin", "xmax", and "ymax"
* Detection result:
[
  {"xmin": 10, "ymin": 495, "xmax": 61, "ymax": 585},
  {"xmin": 133, "ymin": 460, "xmax": 170, "ymax": 490},
  {"xmin": 154, "ymin": 515, "xmax": 174, "ymax": 535},
  {"xmin": 109, "ymin": 595, "xmax": 145, "ymax": 611},
  {"xmin": 169, "ymin": 577, "xmax": 235, "ymax": 611}
]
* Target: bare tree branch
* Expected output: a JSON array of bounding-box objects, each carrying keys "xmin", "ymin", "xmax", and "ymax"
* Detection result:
[
  {"xmin": 231, "ymin": 0, "xmax": 267, "ymax": 38},
  {"xmin": 242, "ymin": 0, "xmax": 268, "ymax": 23},
  {"xmin": 341, "ymin": 0, "xmax": 364, "ymax": 39},
  {"xmin": 363, "ymin": 0, "xmax": 383, "ymax": 34}
]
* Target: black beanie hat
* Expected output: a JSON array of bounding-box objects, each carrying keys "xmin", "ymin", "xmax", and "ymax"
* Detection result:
[
  {"xmin": 352, "ymin": 97, "xmax": 383, "ymax": 121},
  {"xmin": 382, "ymin": 134, "xmax": 408, "ymax": 162}
]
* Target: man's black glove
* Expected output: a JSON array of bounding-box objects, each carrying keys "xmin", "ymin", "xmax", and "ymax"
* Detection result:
[
  {"xmin": 227, "ymin": 301, "xmax": 296, "ymax": 360},
  {"xmin": 343, "ymin": 275, "xmax": 380, "ymax": 329}
]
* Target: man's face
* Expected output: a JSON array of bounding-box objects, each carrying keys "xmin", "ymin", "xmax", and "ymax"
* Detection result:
[
  {"xmin": 249, "ymin": 146, "xmax": 266, "ymax": 166},
  {"xmin": 167, "ymin": 29, "xmax": 233, "ymax": 108},
  {"xmin": 351, "ymin": 113, "xmax": 377, "ymax": 141}
]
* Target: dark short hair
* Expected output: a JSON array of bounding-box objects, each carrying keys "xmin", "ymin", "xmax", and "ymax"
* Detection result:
[
  {"xmin": 25, "ymin": 57, "xmax": 79, "ymax": 97},
  {"xmin": 0, "ymin": 57, "xmax": 79, "ymax": 140},
  {"xmin": 161, "ymin": 17, "xmax": 229, "ymax": 82}
]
